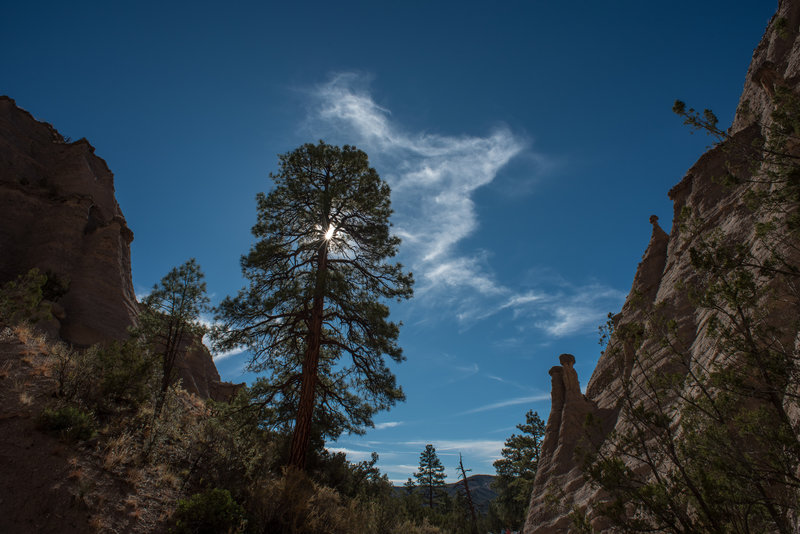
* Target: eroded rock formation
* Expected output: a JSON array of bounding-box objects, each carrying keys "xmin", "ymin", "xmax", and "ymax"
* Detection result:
[
  {"xmin": 524, "ymin": 355, "xmax": 610, "ymax": 532},
  {"xmin": 524, "ymin": 2, "xmax": 800, "ymax": 531},
  {"xmin": 0, "ymin": 96, "xmax": 137, "ymax": 345},
  {"xmin": 0, "ymin": 97, "xmax": 237, "ymax": 401},
  {"xmin": 176, "ymin": 334, "xmax": 242, "ymax": 401}
]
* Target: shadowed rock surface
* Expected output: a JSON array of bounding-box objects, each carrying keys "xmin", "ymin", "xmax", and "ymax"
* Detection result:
[
  {"xmin": 0, "ymin": 96, "xmax": 137, "ymax": 346},
  {"xmin": 524, "ymin": 1, "xmax": 800, "ymax": 532},
  {"xmin": 0, "ymin": 96, "xmax": 238, "ymax": 401}
]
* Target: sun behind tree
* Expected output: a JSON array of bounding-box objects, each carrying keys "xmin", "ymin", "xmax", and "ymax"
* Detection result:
[{"xmin": 214, "ymin": 141, "xmax": 414, "ymax": 470}]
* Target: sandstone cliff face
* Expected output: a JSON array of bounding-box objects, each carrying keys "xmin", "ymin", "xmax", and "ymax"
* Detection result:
[
  {"xmin": 0, "ymin": 96, "xmax": 137, "ymax": 345},
  {"xmin": 0, "ymin": 97, "xmax": 238, "ymax": 401},
  {"xmin": 524, "ymin": 2, "xmax": 800, "ymax": 532},
  {"xmin": 176, "ymin": 334, "xmax": 242, "ymax": 401}
]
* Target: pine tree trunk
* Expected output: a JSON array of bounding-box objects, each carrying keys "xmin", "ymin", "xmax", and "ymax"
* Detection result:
[
  {"xmin": 288, "ymin": 247, "xmax": 328, "ymax": 470},
  {"xmin": 155, "ymin": 322, "xmax": 181, "ymax": 418}
]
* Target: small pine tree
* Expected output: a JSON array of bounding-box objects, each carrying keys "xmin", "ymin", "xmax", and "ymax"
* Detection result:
[
  {"xmin": 414, "ymin": 444, "xmax": 447, "ymax": 508},
  {"xmin": 137, "ymin": 258, "xmax": 209, "ymax": 416},
  {"xmin": 492, "ymin": 410, "xmax": 545, "ymax": 530},
  {"xmin": 404, "ymin": 477, "xmax": 417, "ymax": 496}
]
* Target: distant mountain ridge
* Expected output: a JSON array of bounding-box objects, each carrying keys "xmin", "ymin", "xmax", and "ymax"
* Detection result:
[{"xmin": 394, "ymin": 474, "xmax": 498, "ymax": 513}]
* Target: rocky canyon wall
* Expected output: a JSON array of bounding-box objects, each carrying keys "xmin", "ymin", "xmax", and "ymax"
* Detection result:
[
  {"xmin": 524, "ymin": 1, "xmax": 800, "ymax": 531},
  {"xmin": 0, "ymin": 96, "xmax": 137, "ymax": 345},
  {"xmin": 0, "ymin": 96, "xmax": 237, "ymax": 401}
]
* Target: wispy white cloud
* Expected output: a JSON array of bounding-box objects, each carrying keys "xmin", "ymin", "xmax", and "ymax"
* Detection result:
[
  {"xmin": 314, "ymin": 73, "xmax": 525, "ymax": 301},
  {"xmin": 312, "ymin": 73, "xmax": 624, "ymax": 339},
  {"xmin": 500, "ymin": 291, "xmax": 544, "ymax": 309},
  {"xmin": 325, "ymin": 447, "xmax": 376, "ymax": 462},
  {"xmin": 198, "ymin": 316, "xmax": 248, "ymax": 361},
  {"xmin": 537, "ymin": 306, "xmax": 604, "ymax": 337},
  {"xmin": 374, "ymin": 421, "xmax": 404, "ymax": 430},
  {"xmin": 400, "ymin": 439, "xmax": 505, "ymax": 460},
  {"xmin": 446, "ymin": 362, "xmax": 480, "ymax": 384},
  {"xmin": 485, "ymin": 374, "xmax": 536, "ymax": 392},
  {"xmin": 454, "ymin": 282, "xmax": 624, "ymax": 339},
  {"xmin": 460, "ymin": 394, "xmax": 551, "ymax": 415},
  {"xmin": 424, "ymin": 256, "xmax": 505, "ymax": 296},
  {"xmin": 210, "ymin": 346, "xmax": 247, "ymax": 361},
  {"xmin": 529, "ymin": 284, "xmax": 626, "ymax": 337}
]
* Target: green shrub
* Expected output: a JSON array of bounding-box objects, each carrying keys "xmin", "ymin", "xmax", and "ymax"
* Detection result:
[
  {"xmin": 37, "ymin": 405, "xmax": 96, "ymax": 441},
  {"xmin": 93, "ymin": 339, "xmax": 157, "ymax": 408},
  {"xmin": 172, "ymin": 488, "xmax": 246, "ymax": 534},
  {"xmin": 247, "ymin": 467, "xmax": 373, "ymax": 534},
  {"xmin": 51, "ymin": 339, "xmax": 157, "ymax": 412},
  {"xmin": 0, "ymin": 268, "xmax": 49, "ymax": 327}
]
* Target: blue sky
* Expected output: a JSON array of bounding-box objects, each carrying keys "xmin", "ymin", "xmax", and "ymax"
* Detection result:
[{"xmin": 2, "ymin": 1, "xmax": 776, "ymax": 482}]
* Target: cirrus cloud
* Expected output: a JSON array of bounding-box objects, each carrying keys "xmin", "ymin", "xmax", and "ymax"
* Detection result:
[{"xmin": 310, "ymin": 73, "xmax": 624, "ymax": 338}]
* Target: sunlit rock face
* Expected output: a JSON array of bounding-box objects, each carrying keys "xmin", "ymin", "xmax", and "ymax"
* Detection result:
[
  {"xmin": 0, "ymin": 96, "xmax": 137, "ymax": 345},
  {"xmin": 524, "ymin": 1, "xmax": 800, "ymax": 531},
  {"xmin": 523, "ymin": 355, "xmax": 612, "ymax": 533}
]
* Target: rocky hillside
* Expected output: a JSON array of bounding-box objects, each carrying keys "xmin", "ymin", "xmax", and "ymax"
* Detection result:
[
  {"xmin": 524, "ymin": 1, "xmax": 800, "ymax": 532},
  {"xmin": 443, "ymin": 474, "xmax": 497, "ymax": 513},
  {"xmin": 0, "ymin": 326, "xmax": 180, "ymax": 533}
]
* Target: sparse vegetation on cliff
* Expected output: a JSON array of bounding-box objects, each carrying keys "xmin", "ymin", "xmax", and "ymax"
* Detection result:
[
  {"xmin": 0, "ymin": 318, "xmax": 455, "ymax": 533},
  {"xmin": 578, "ymin": 83, "xmax": 800, "ymax": 534}
]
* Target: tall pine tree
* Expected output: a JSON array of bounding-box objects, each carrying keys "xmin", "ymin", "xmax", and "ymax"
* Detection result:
[
  {"xmin": 414, "ymin": 444, "xmax": 447, "ymax": 508},
  {"xmin": 214, "ymin": 141, "xmax": 413, "ymax": 470}
]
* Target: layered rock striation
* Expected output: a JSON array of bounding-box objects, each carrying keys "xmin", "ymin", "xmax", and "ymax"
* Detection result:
[{"xmin": 524, "ymin": 2, "xmax": 800, "ymax": 531}]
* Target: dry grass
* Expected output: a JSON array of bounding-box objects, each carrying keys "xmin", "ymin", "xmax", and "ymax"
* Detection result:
[
  {"xmin": 88, "ymin": 515, "xmax": 109, "ymax": 531},
  {"xmin": 29, "ymin": 362, "xmax": 50, "ymax": 377},
  {"xmin": 103, "ymin": 432, "xmax": 137, "ymax": 471},
  {"xmin": 155, "ymin": 464, "xmax": 180, "ymax": 490},
  {"xmin": 0, "ymin": 360, "xmax": 11, "ymax": 379},
  {"xmin": 13, "ymin": 323, "xmax": 35, "ymax": 344},
  {"xmin": 0, "ymin": 326, "xmax": 14, "ymax": 341},
  {"xmin": 14, "ymin": 324, "xmax": 48, "ymax": 349},
  {"xmin": 125, "ymin": 495, "xmax": 143, "ymax": 520},
  {"xmin": 18, "ymin": 391, "xmax": 33, "ymax": 406},
  {"xmin": 125, "ymin": 466, "xmax": 144, "ymax": 487},
  {"xmin": 11, "ymin": 377, "xmax": 30, "ymax": 394}
]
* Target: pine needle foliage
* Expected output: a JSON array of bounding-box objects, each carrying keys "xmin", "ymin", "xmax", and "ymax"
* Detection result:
[
  {"xmin": 137, "ymin": 259, "xmax": 209, "ymax": 416},
  {"xmin": 213, "ymin": 141, "xmax": 413, "ymax": 469},
  {"xmin": 492, "ymin": 410, "xmax": 545, "ymax": 530},
  {"xmin": 415, "ymin": 444, "xmax": 447, "ymax": 509}
]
